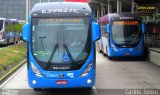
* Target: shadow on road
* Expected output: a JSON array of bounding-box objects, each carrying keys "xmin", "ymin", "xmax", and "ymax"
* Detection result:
[
  {"xmin": 16, "ymin": 88, "xmax": 95, "ymax": 95},
  {"xmin": 106, "ymin": 56, "xmax": 146, "ymax": 62},
  {"xmin": 0, "ymin": 43, "xmax": 14, "ymax": 48},
  {"xmin": 1, "ymin": 89, "xmax": 127, "ymax": 95}
]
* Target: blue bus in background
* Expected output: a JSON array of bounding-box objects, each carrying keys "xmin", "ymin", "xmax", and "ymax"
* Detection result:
[
  {"xmin": 98, "ymin": 13, "xmax": 146, "ymax": 59},
  {"xmin": 22, "ymin": 2, "xmax": 100, "ymax": 90}
]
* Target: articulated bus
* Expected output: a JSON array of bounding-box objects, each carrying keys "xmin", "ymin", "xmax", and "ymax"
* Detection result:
[
  {"xmin": 98, "ymin": 13, "xmax": 146, "ymax": 59},
  {"xmin": 0, "ymin": 18, "xmax": 20, "ymax": 45},
  {"xmin": 22, "ymin": 2, "xmax": 100, "ymax": 89}
]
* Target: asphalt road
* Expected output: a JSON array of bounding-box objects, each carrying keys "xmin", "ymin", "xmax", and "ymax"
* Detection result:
[{"xmin": 1, "ymin": 52, "xmax": 160, "ymax": 95}]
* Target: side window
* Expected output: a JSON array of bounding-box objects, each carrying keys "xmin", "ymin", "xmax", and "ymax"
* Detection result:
[
  {"xmin": 101, "ymin": 24, "xmax": 108, "ymax": 37},
  {"xmin": 5, "ymin": 21, "xmax": 12, "ymax": 32},
  {"xmin": 10, "ymin": 22, "xmax": 13, "ymax": 32},
  {"xmin": 101, "ymin": 24, "xmax": 105, "ymax": 37},
  {"xmin": 102, "ymin": 24, "xmax": 109, "ymax": 38},
  {"xmin": 0, "ymin": 20, "xmax": 3, "ymax": 31}
]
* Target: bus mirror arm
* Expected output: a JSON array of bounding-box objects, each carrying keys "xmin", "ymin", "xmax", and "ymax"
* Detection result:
[
  {"xmin": 22, "ymin": 23, "xmax": 30, "ymax": 42},
  {"xmin": 106, "ymin": 24, "xmax": 110, "ymax": 33},
  {"xmin": 92, "ymin": 22, "xmax": 100, "ymax": 41},
  {"xmin": 142, "ymin": 22, "xmax": 146, "ymax": 34},
  {"xmin": 45, "ymin": 44, "xmax": 59, "ymax": 70}
]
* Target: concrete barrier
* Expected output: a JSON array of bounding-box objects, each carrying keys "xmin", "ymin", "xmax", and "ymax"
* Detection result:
[{"xmin": 149, "ymin": 48, "xmax": 160, "ymax": 67}]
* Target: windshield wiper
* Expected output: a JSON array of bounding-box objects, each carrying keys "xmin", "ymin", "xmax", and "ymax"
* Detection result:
[
  {"xmin": 63, "ymin": 44, "xmax": 77, "ymax": 69},
  {"xmin": 63, "ymin": 44, "xmax": 74, "ymax": 62},
  {"xmin": 45, "ymin": 44, "xmax": 75, "ymax": 70},
  {"xmin": 45, "ymin": 44, "xmax": 58, "ymax": 70},
  {"xmin": 39, "ymin": 36, "xmax": 46, "ymax": 51}
]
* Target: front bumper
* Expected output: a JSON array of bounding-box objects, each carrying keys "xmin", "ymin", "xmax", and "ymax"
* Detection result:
[{"xmin": 28, "ymin": 70, "xmax": 95, "ymax": 88}]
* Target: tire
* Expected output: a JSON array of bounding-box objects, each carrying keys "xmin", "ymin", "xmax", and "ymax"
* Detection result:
[
  {"xmin": 103, "ymin": 52, "xmax": 106, "ymax": 56},
  {"xmin": 99, "ymin": 50, "xmax": 102, "ymax": 53},
  {"xmin": 33, "ymin": 88, "xmax": 42, "ymax": 91},
  {"xmin": 108, "ymin": 57, "xmax": 112, "ymax": 60},
  {"xmin": 102, "ymin": 46, "xmax": 106, "ymax": 56},
  {"xmin": 98, "ymin": 44, "xmax": 102, "ymax": 53},
  {"xmin": 83, "ymin": 87, "xmax": 92, "ymax": 91}
]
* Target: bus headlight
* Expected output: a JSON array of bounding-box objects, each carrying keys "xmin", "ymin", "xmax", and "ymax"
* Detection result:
[
  {"xmin": 111, "ymin": 44, "xmax": 118, "ymax": 51},
  {"xmin": 31, "ymin": 62, "xmax": 43, "ymax": 77},
  {"xmin": 137, "ymin": 45, "xmax": 142, "ymax": 50},
  {"xmin": 80, "ymin": 63, "xmax": 92, "ymax": 77}
]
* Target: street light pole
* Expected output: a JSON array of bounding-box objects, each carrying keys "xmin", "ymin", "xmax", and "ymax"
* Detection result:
[{"xmin": 26, "ymin": 0, "xmax": 29, "ymax": 22}]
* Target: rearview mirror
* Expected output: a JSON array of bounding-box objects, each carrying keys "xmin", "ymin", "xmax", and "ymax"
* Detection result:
[
  {"xmin": 22, "ymin": 23, "xmax": 30, "ymax": 42},
  {"xmin": 106, "ymin": 24, "xmax": 110, "ymax": 33},
  {"xmin": 142, "ymin": 22, "xmax": 146, "ymax": 34},
  {"xmin": 92, "ymin": 22, "xmax": 100, "ymax": 41}
]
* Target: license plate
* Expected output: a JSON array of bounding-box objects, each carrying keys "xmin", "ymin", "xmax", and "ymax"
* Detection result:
[
  {"xmin": 125, "ymin": 52, "xmax": 130, "ymax": 56},
  {"xmin": 56, "ymin": 80, "xmax": 68, "ymax": 85}
]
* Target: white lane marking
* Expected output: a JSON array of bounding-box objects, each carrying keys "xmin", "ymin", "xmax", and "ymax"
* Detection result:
[
  {"xmin": 92, "ymin": 86, "xmax": 98, "ymax": 94},
  {"xmin": 0, "ymin": 64, "xmax": 26, "ymax": 88}
]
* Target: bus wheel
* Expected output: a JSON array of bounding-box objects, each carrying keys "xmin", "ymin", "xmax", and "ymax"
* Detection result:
[
  {"xmin": 103, "ymin": 52, "xmax": 106, "ymax": 56},
  {"xmin": 84, "ymin": 87, "xmax": 92, "ymax": 91},
  {"xmin": 98, "ymin": 45, "xmax": 102, "ymax": 53},
  {"xmin": 99, "ymin": 50, "xmax": 102, "ymax": 53},
  {"xmin": 33, "ymin": 88, "xmax": 42, "ymax": 91},
  {"xmin": 108, "ymin": 57, "xmax": 112, "ymax": 60}
]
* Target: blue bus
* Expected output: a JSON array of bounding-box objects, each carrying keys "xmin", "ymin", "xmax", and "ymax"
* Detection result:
[
  {"xmin": 22, "ymin": 2, "xmax": 100, "ymax": 89},
  {"xmin": 98, "ymin": 13, "xmax": 146, "ymax": 59}
]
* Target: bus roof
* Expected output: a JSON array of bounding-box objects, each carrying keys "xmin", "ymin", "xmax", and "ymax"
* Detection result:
[
  {"xmin": 31, "ymin": 2, "xmax": 91, "ymax": 18},
  {"xmin": 98, "ymin": 13, "xmax": 141, "ymax": 24},
  {"xmin": 0, "ymin": 17, "xmax": 5, "ymax": 20},
  {"xmin": 0, "ymin": 18, "xmax": 18, "ymax": 22},
  {"xmin": 108, "ymin": 13, "xmax": 139, "ymax": 20}
]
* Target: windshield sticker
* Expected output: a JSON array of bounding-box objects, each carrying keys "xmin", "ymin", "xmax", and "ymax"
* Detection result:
[
  {"xmin": 67, "ymin": 73, "xmax": 74, "ymax": 78},
  {"xmin": 63, "ymin": 53, "xmax": 71, "ymax": 62}
]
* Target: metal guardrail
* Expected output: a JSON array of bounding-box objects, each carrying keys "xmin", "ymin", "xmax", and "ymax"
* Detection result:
[
  {"xmin": 0, "ymin": 58, "xmax": 26, "ymax": 76},
  {"xmin": 144, "ymin": 32, "xmax": 160, "ymax": 48}
]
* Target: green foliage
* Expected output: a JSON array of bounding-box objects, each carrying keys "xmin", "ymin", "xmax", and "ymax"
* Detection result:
[
  {"xmin": 5, "ymin": 23, "xmax": 24, "ymax": 33},
  {"xmin": 5, "ymin": 24, "xmax": 12, "ymax": 32},
  {"xmin": 13, "ymin": 23, "xmax": 24, "ymax": 33}
]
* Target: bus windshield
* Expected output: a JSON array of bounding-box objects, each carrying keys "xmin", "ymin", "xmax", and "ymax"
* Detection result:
[
  {"xmin": 31, "ymin": 17, "xmax": 91, "ymax": 67},
  {"xmin": 111, "ymin": 20, "xmax": 142, "ymax": 47},
  {"xmin": 0, "ymin": 20, "xmax": 3, "ymax": 31}
]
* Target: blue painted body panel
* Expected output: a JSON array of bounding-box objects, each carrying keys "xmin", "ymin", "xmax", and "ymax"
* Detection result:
[
  {"xmin": 28, "ymin": 43, "xmax": 96, "ymax": 88},
  {"xmin": 106, "ymin": 13, "xmax": 145, "ymax": 57},
  {"xmin": 108, "ymin": 39, "xmax": 144, "ymax": 57},
  {"xmin": 24, "ymin": 2, "xmax": 99, "ymax": 88}
]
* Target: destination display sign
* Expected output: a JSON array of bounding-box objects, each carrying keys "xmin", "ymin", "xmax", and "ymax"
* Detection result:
[
  {"xmin": 39, "ymin": 18, "xmax": 81, "ymax": 23},
  {"xmin": 113, "ymin": 21, "xmax": 139, "ymax": 25}
]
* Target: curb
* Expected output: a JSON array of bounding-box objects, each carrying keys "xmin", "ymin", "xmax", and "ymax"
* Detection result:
[{"xmin": 0, "ymin": 59, "xmax": 27, "ymax": 84}]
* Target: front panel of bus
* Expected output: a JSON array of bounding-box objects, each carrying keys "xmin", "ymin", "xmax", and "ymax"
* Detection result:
[
  {"xmin": 27, "ymin": 9, "xmax": 96, "ymax": 88},
  {"xmin": 108, "ymin": 19, "xmax": 144, "ymax": 57}
]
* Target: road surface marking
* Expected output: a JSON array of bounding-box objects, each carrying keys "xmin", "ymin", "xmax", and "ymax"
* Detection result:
[{"xmin": 0, "ymin": 64, "xmax": 26, "ymax": 88}]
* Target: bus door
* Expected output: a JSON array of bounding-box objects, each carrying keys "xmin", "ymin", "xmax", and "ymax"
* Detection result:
[
  {"xmin": 0, "ymin": 20, "xmax": 4, "ymax": 40},
  {"xmin": 101, "ymin": 24, "xmax": 109, "ymax": 55}
]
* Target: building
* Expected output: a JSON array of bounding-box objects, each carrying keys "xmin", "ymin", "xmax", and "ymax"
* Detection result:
[
  {"xmin": 0, "ymin": 0, "xmax": 159, "ymax": 22},
  {"xmin": 0, "ymin": 0, "xmax": 63, "ymax": 20},
  {"xmin": 0, "ymin": 0, "xmax": 26, "ymax": 20}
]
